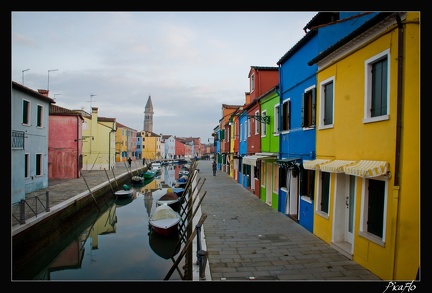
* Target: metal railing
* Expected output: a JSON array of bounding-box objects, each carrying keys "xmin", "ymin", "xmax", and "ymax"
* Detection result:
[{"xmin": 11, "ymin": 191, "xmax": 50, "ymax": 225}]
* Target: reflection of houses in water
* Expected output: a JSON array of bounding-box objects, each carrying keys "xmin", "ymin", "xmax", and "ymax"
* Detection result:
[
  {"xmin": 139, "ymin": 177, "xmax": 162, "ymax": 192},
  {"xmin": 143, "ymin": 191, "xmax": 153, "ymax": 217},
  {"xmin": 44, "ymin": 236, "xmax": 85, "ymax": 279},
  {"xmin": 163, "ymin": 165, "xmax": 176, "ymax": 187},
  {"xmin": 89, "ymin": 204, "xmax": 117, "ymax": 249},
  {"xmin": 39, "ymin": 205, "xmax": 117, "ymax": 279}
]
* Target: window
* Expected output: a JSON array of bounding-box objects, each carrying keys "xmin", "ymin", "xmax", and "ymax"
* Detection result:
[
  {"xmin": 319, "ymin": 77, "xmax": 334, "ymax": 128},
  {"xmin": 364, "ymin": 49, "xmax": 390, "ymax": 123},
  {"xmin": 254, "ymin": 111, "xmax": 260, "ymax": 135},
  {"xmin": 25, "ymin": 153, "xmax": 30, "ymax": 178},
  {"xmin": 248, "ymin": 116, "xmax": 252, "ymax": 137},
  {"xmin": 36, "ymin": 153, "xmax": 43, "ymax": 176},
  {"xmin": 281, "ymin": 99, "xmax": 290, "ymax": 132},
  {"xmin": 302, "ymin": 86, "xmax": 316, "ymax": 128},
  {"xmin": 22, "ymin": 99, "xmax": 30, "ymax": 125},
  {"xmin": 274, "ymin": 104, "xmax": 280, "ymax": 134},
  {"xmin": 261, "ymin": 111, "xmax": 267, "ymax": 137},
  {"xmin": 300, "ymin": 169, "xmax": 315, "ymax": 201},
  {"xmin": 317, "ymin": 171, "xmax": 330, "ymax": 214},
  {"xmin": 250, "ymin": 73, "xmax": 255, "ymax": 92},
  {"xmin": 37, "ymin": 105, "xmax": 43, "ymax": 127},
  {"xmin": 360, "ymin": 178, "xmax": 386, "ymax": 240}
]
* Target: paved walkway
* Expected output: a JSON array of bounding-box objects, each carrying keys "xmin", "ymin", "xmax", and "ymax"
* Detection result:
[
  {"xmin": 196, "ymin": 160, "xmax": 381, "ymax": 281},
  {"xmin": 12, "ymin": 160, "xmax": 381, "ymax": 282}
]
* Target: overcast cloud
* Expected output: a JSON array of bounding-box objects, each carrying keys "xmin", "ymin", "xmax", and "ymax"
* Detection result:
[{"xmin": 12, "ymin": 11, "xmax": 317, "ymax": 141}]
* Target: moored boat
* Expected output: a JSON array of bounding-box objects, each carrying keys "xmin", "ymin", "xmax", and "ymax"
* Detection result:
[
  {"xmin": 149, "ymin": 204, "xmax": 181, "ymax": 237},
  {"xmin": 156, "ymin": 191, "xmax": 182, "ymax": 212}
]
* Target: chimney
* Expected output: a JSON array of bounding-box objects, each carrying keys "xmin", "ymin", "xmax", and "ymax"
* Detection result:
[{"xmin": 38, "ymin": 89, "xmax": 49, "ymax": 97}]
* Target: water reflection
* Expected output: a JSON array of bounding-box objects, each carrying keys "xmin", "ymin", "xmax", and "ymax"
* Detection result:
[{"xmin": 14, "ymin": 164, "xmax": 190, "ymax": 281}]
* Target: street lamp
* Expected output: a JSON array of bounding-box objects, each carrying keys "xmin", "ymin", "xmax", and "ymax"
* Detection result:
[
  {"xmin": 21, "ymin": 69, "xmax": 30, "ymax": 85},
  {"xmin": 48, "ymin": 69, "xmax": 58, "ymax": 91}
]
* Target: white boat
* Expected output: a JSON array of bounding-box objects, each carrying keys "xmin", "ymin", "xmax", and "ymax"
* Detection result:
[
  {"xmin": 149, "ymin": 204, "xmax": 181, "ymax": 237},
  {"xmin": 114, "ymin": 189, "xmax": 134, "ymax": 198}
]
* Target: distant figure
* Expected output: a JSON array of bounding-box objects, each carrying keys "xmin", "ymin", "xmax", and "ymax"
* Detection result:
[
  {"xmin": 127, "ymin": 157, "xmax": 132, "ymax": 167},
  {"xmin": 212, "ymin": 160, "xmax": 217, "ymax": 176}
]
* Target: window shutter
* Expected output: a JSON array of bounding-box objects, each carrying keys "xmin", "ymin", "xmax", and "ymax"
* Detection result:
[
  {"xmin": 301, "ymin": 94, "xmax": 305, "ymax": 127},
  {"xmin": 311, "ymin": 88, "xmax": 316, "ymax": 125}
]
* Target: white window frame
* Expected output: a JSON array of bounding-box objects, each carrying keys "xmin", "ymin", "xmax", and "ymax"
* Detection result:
[
  {"xmin": 319, "ymin": 76, "xmax": 335, "ymax": 130},
  {"xmin": 36, "ymin": 104, "xmax": 43, "ymax": 128},
  {"xmin": 274, "ymin": 104, "xmax": 280, "ymax": 135},
  {"xmin": 363, "ymin": 49, "xmax": 390, "ymax": 124},
  {"xmin": 261, "ymin": 110, "xmax": 267, "ymax": 137},
  {"xmin": 358, "ymin": 177, "xmax": 388, "ymax": 246},
  {"xmin": 250, "ymin": 73, "xmax": 255, "ymax": 93},
  {"xmin": 315, "ymin": 170, "xmax": 330, "ymax": 219},
  {"xmin": 248, "ymin": 117, "xmax": 252, "ymax": 137},
  {"xmin": 281, "ymin": 98, "xmax": 290, "ymax": 134},
  {"xmin": 254, "ymin": 110, "xmax": 259, "ymax": 135},
  {"xmin": 22, "ymin": 99, "xmax": 31, "ymax": 126}
]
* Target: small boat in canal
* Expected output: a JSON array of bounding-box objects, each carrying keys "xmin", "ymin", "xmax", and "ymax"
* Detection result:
[
  {"xmin": 149, "ymin": 204, "xmax": 181, "ymax": 237},
  {"xmin": 156, "ymin": 191, "xmax": 182, "ymax": 212},
  {"xmin": 115, "ymin": 184, "xmax": 134, "ymax": 198}
]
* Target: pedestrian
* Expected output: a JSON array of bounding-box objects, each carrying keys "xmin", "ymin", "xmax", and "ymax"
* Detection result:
[
  {"xmin": 127, "ymin": 157, "xmax": 132, "ymax": 167},
  {"xmin": 212, "ymin": 160, "xmax": 217, "ymax": 176}
]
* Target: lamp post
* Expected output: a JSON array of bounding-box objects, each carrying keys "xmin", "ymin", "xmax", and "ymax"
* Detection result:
[
  {"xmin": 21, "ymin": 69, "xmax": 30, "ymax": 85},
  {"xmin": 48, "ymin": 69, "xmax": 58, "ymax": 91}
]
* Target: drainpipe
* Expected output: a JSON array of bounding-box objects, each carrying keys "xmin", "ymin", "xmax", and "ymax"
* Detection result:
[
  {"xmin": 392, "ymin": 12, "xmax": 404, "ymax": 280},
  {"xmin": 394, "ymin": 13, "xmax": 403, "ymax": 186}
]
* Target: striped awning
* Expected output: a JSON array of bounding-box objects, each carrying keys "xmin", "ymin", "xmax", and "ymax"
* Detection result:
[
  {"xmin": 302, "ymin": 159, "xmax": 330, "ymax": 170},
  {"xmin": 343, "ymin": 160, "xmax": 389, "ymax": 178},
  {"xmin": 320, "ymin": 160, "xmax": 357, "ymax": 173},
  {"xmin": 242, "ymin": 155, "xmax": 271, "ymax": 167}
]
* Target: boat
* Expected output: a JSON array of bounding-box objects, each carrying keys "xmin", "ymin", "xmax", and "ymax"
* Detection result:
[
  {"xmin": 131, "ymin": 175, "xmax": 144, "ymax": 184},
  {"xmin": 115, "ymin": 184, "xmax": 134, "ymax": 198},
  {"xmin": 156, "ymin": 191, "xmax": 182, "ymax": 212},
  {"xmin": 149, "ymin": 204, "xmax": 181, "ymax": 237},
  {"xmin": 173, "ymin": 176, "xmax": 188, "ymax": 188},
  {"xmin": 115, "ymin": 189, "xmax": 134, "ymax": 198},
  {"xmin": 151, "ymin": 162, "xmax": 162, "ymax": 171},
  {"xmin": 142, "ymin": 170, "xmax": 157, "ymax": 179}
]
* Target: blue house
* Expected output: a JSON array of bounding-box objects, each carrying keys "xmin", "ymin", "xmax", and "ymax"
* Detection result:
[
  {"xmin": 276, "ymin": 12, "xmax": 378, "ymax": 232},
  {"xmin": 11, "ymin": 81, "xmax": 56, "ymax": 204}
]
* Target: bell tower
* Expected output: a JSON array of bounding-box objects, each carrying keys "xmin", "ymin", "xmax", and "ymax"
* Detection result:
[{"xmin": 143, "ymin": 95, "xmax": 153, "ymax": 132}]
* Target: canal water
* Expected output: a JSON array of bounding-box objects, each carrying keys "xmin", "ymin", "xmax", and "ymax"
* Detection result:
[{"xmin": 14, "ymin": 164, "xmax": 191, "ymax": 281}]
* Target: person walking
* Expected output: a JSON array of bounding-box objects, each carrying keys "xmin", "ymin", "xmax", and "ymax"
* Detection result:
[
  {"xmin": 212, "ymin": 160, "xmax": 217, "ymax": 176},
  {"xmin": 127, "ymin": 157, "xmax": 132, "ymax": 167}
]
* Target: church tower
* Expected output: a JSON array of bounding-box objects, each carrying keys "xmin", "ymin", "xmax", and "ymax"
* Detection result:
[{"xmin": 143, "ymin": 95, "xmax": 154, "ymax": 132}]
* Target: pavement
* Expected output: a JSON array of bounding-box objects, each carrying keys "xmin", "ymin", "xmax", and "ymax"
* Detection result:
[{"xmin": 12, "ymin": 160, "xmax": 382, "ymax": 282}]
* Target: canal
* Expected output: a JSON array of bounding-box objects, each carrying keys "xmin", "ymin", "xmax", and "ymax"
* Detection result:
[{"xmin": 13, "ymin": 164, "xmax": 196, "ymax": 281}]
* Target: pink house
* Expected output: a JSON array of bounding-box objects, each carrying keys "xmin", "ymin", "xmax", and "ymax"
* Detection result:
[{"xmin": 48, "ymin": 105, "xmax": 84, "ymax": 179}]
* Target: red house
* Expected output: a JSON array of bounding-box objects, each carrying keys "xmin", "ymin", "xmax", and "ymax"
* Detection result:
[{"xmin": 48, "ymin": 105, "xmax": 84, "ymax": 179}]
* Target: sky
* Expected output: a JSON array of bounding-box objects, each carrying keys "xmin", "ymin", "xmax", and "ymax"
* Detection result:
[{"xmin": 11, "ymin": 11, "xmax": 318, "ymax": 142}]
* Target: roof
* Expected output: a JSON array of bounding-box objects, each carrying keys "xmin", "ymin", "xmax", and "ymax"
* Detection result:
[
  {"xmin": 12, "ymin": 81, "xmax": 56, "ymax": 104},
  {"xmin": 50, "ymin": 104, "xmax": 83, "ymax": 120},
  {"xmin": 308, "ymin": 12, "xmax": 394, "ymax": 66}
]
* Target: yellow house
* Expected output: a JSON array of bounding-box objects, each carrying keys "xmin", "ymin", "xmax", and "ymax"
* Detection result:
[
  {"xmin": 306, "ymin": 12, "xmax": 420, "ymax": 280},
  {"xmin": 81, "ymin": 107, "xmax": 116, "ymax": 170},
  {"xmin": 115, "ymin": 122, "xmax": 137, "ymax": 163},
  {"xmin": 141, "ymin": 131, "xmax": 162, "ymax": 161}
]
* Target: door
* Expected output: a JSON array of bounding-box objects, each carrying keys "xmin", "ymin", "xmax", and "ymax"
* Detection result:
[
  {"xmin": 332, "ymin": 173, "xmax": 354, "ymax": 255},
  {"xmin": 265, "ymin": 162, "xmax": 272, "ymax": 206}
]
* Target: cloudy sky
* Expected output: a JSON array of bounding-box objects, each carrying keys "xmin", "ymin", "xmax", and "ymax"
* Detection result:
[{"xmin": 12, "ymin": 11, "xmax": 317, "ymax": 142}]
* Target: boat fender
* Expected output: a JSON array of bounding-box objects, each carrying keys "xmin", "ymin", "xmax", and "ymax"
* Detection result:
[{"xmin": 123, "ymin": 184, "xmax": 130, "ymax": 190}]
